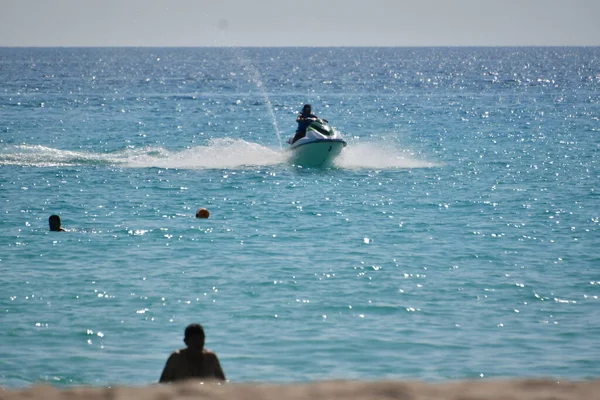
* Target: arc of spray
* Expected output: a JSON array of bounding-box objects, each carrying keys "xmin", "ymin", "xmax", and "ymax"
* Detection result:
[
  {"xmin": 236, "ymin": 50, "xmax": 283, "ymax": 150},
  {"xmin": 217, "ymin": 26, "xmax": 283, "ymax": 150}
]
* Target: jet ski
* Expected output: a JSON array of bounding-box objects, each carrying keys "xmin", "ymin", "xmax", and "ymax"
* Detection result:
[{"xmin": 287, "ymin": 118, "xmax": 347, "ymax": 167}]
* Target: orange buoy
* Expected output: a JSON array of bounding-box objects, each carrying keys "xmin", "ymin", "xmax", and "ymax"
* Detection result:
[{"xmin": 196, "ymin": 208, "xmax": 210, "ymax": 218}]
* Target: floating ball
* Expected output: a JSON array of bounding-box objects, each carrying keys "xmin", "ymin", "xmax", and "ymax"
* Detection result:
[{"xmin": 196, "ymin": 208, "xmax": 210, "ymax": 218}]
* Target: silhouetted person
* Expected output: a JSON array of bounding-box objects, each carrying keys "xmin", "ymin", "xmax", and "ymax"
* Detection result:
[
  {"xmin": 159, "ymin": 323, "xmax": 226, "ymax": 383},
  {"xmin": 49, "ymin": 215, "xmax": 66, "ymax": 232}
]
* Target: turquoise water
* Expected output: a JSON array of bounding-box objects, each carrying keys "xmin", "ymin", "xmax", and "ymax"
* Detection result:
[{"xmin": 1, "ymin": 47, "xmax": 599, "ymax": 388}]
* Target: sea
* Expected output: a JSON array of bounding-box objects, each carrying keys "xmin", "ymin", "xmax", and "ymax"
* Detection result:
[{"xmin": 0, "ymin": 47, "xmax": 599, "ymax": 388}]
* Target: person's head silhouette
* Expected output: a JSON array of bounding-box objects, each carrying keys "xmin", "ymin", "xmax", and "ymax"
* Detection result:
[{"xmin": 49, "ymin": 215, "xmax": 65, "ymax": 232}]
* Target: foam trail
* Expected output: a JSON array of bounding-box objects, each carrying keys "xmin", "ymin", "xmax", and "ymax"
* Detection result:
[
  {"xmin": 0, "ymin": 141, "xmax": 287, "ymax": 169},
  {"xmin": 125, "ymin": 139, "xmax": 285, "ymax": 169},
  {"xmin": 0, "ymin": 144, "xmax": 118, "ymax": 167},
  {"xmin": 0, "ymin": 141, "xmax": 436, "ymax": 170},
  {"xmin": 333, "ymin": 141, "xmax": 438, "ymax": 169}
]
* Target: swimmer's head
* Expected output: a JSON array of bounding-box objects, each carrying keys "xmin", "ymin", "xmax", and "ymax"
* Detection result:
[
  {"xmin": 184, "ymin": 323, "xmax": 206, "ymax": 349},
  {"xmin": 49, "ymin": 215, "xmax": 63, "ymax": 231}
]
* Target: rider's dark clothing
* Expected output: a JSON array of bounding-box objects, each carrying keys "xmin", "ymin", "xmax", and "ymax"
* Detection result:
[{"xmin": 291, "ymin": 112, "xmax": 317, "ymax": 144}]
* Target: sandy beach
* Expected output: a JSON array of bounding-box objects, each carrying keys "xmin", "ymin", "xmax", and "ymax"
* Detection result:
[{"xmin": 2, "ymin": 379, "xmax": 599, "ymax": 400}]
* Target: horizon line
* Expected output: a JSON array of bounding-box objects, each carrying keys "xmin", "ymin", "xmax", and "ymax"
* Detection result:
[{"xmin": 1, "ymin": 45, "xmax": 600, "ymax": 49}]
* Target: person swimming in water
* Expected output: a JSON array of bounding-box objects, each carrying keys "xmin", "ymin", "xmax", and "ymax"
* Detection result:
[
  {"xmin": 159, "ymin": 323, "xmax": 226, "ymax": 383},
  {"xmin": 48, "ymin": 215, "xmax": 66, "ymax": 232}
]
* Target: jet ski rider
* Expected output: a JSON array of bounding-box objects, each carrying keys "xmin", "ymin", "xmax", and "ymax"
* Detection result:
[{"xmin": 290, "ymin": 104, "xmax": 322, "ymax": 144}]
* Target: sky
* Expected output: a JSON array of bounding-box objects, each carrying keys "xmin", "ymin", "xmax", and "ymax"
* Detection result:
[{"xmin": 1, "ymin": 0, "xmax": 600, "ymax": 47}]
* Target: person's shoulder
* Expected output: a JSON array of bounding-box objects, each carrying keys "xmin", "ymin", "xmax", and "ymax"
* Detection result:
[
  {"xmin": 168, "ymin": 348, "xmax": 188, "ymax": 359},
  {"xmin": 202, "ymin": 349, "xmax": 220, "ymax": 358}
]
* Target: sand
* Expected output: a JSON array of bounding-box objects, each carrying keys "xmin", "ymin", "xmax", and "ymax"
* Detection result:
[{"xmin": 1, "ymin": 379, "xmax": 599, "ymax": 400}]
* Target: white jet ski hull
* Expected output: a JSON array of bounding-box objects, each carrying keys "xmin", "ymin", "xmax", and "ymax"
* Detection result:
[
  {"xmin": 287, "ymin": 118, "xmax": 347, "ymax": 167},
  {"xmin": 289, "ymin": 139, "xmax": 346, "ymax": 167}
]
